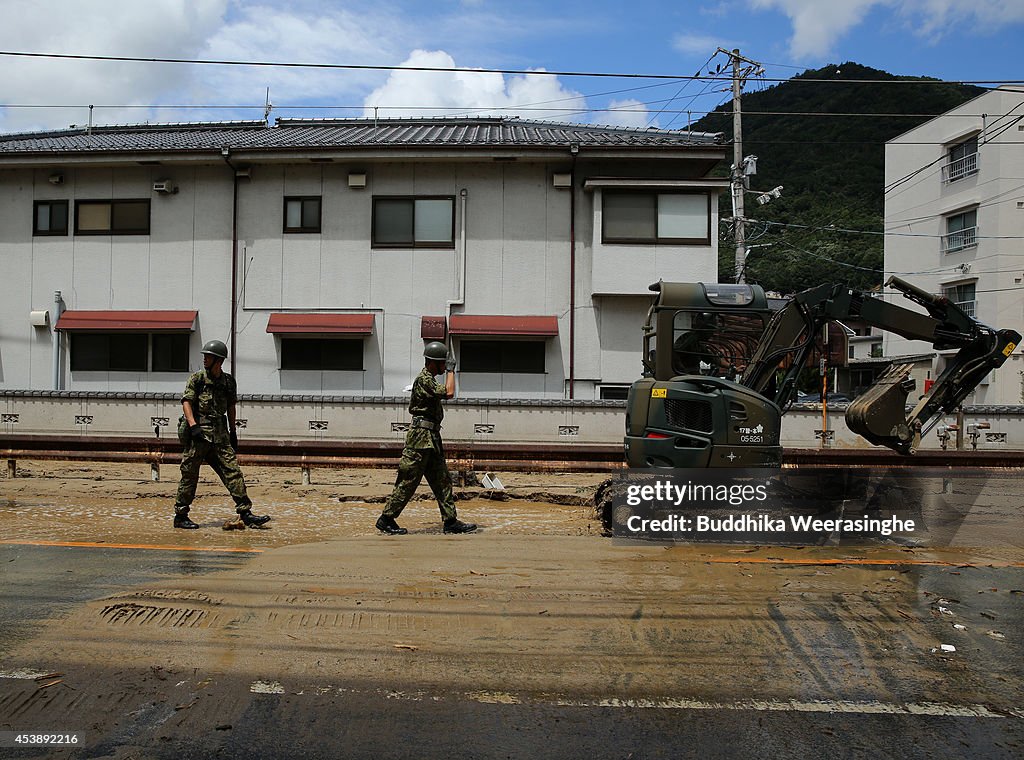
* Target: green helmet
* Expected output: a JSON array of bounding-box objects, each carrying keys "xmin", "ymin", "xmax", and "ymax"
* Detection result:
[
  {"xmin": 423, "ymin": 341, "xmax": 448, "ymax": 361},
  {"xmin": 201, "ymin": 339, "xmax": 228, "ymax": 360}
]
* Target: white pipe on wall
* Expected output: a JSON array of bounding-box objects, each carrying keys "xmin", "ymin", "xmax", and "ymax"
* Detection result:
[{"xmin": 52, "ymin": 290, "xmax": 64, "ymax": 390}]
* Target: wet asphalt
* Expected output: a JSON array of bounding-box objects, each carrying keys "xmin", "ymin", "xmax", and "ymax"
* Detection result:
[{"xmin": 1, "ymin": 542, "xmax": 1022, "ymax": 759}]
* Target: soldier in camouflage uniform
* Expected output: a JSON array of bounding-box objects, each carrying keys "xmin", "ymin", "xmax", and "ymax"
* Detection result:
[
  {"xmin": 376, "ymin": 341, "xmax": 477, "ymax": 535},
  {"xmin": 173, "ymin": 340, "xmax": 271, "ymax": 530}
]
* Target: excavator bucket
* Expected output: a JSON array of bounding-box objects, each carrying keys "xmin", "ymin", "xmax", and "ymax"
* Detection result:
[{"xmin": 846, "ymin": 363, "xmax": 918, "ymax": 454}]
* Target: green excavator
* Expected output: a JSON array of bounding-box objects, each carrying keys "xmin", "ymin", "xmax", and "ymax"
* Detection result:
[{"xmin": 623, "ymin": 276, "xmax": 1020, "ymax": 468}]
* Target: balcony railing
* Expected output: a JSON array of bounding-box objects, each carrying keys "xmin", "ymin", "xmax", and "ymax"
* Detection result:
[
  {"xmin": 943, "ymin": 226, "xmax": 978, "ymax": 253},
  {"xmin": 942, "ymin": 152, "xmax": 978, "ymax": 183}
]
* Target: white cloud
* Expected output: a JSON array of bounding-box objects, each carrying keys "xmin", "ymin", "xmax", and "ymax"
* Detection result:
[
  {"xmin": 749, "ymin": 0, "xmax": 881, "ymax": 58},
  {"xmin": 602, "ymin": 99, "xmax": 652, "ymax": 129},
  {"xmin": 362, "ymin": 50, "xmax": 587, "ymax": 120},
  {"xmin": 899, "ymin": 0, "xmax": 1024, "ymax": 39},
  {"xmin": 0, "ymin": 0, "xmax": 230, "ymax": 131},
  {"xmin": 673, "ymin": 33, "xmax": 734, "ymax": 56},
  {"xmin": 750, "ymin": 0, "xmax": 1024, "ymax": 59},
  {"xmin": 0, "ymin": 1, "xmax": 413, "ymax": 131}
]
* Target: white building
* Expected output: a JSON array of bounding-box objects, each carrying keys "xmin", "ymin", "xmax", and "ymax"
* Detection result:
[
  {"xmin": 883, "ymin": 87, "xmax": 1024, "ymax": 405},
  {"xmin": 0, "ymin": 117, "xmax": 727, "ymax": 400}
]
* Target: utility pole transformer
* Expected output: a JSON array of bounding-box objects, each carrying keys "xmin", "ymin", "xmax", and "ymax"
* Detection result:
[{"xmin": 718, "ymin": 48, "xmax": 764, "ymax": 283}]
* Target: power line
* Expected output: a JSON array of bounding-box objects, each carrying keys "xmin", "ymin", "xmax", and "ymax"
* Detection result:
[
  {"xmin": 756, "ymin": 219, "xmax": 1024, "ymax": 241},
  {"xmin": 7, "ymin": 102, "xmax": 1019, "ymax": 121},
  {"xmin": 1, "ymin": 49, "xmax": 1023, "ymax": 86},
  {"xmin": 887, "ymin": 181, "xmax": 1024, "ymax": 226},
  {"xmin": 884, "ymin": 99, "xmax": 1024, "ymax": 196}
]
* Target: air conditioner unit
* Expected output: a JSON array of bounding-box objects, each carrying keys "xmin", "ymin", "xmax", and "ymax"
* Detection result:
[{"xmin": 152, "ymin": 180, "xmax": 178, "ymax": 194}]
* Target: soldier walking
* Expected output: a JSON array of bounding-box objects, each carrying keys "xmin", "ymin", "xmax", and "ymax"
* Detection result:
[
  {"xmin": 376, "ymin": 341, "xmax": 476, "ymax": 535},
  {"xmin": 173, "ymin": 340, "xmax": 271, "ymax": 530}
]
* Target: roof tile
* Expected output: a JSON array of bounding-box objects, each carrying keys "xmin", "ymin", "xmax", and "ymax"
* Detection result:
[{"xmin": 0, "ymin": 116, "xmax": 723, "ymax": 156}]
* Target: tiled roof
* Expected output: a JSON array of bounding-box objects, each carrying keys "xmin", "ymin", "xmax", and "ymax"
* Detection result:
[{"xmin": 0, "ymin": 117, "xmax": 724, "ymax": 156}]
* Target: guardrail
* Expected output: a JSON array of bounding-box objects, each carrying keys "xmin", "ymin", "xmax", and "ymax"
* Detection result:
[{"xmin": 2, "ymin": 434, "xmax": 1022, "ymax": 482}]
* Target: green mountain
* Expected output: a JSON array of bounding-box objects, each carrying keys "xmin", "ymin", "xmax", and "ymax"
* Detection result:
[{"xmin": 691, "ymin": 62, "xmax": 984, "ymax": 293}]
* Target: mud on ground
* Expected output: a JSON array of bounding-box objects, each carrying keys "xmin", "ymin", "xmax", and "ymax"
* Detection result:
[{"xmin": 1, "ymin": 462, "xmax": 609, "ymax": 548}]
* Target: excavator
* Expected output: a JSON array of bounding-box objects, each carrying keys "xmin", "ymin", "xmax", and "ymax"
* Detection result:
[
  {"xmin": 596, "ymin": 276, "xmax": 1020, "ymax": 537},
  {"xmin": 623, "ymin": 276, "xmax": 1020, "ymax": 469}
]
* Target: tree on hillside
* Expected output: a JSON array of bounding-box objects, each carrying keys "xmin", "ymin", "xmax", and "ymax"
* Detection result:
[{"xmin": 692, "ymin": 62, "xmax": 984, "ymax": 294}]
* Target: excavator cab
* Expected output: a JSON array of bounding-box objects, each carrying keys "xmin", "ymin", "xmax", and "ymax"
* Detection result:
[{"xmin": 625, "ymin": 282, "xmax": 782, "ymax": 468}]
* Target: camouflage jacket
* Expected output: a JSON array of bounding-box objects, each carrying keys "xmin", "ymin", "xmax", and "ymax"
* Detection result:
[
  {"xmin": 182, "ymin": 369, "xmax": 237, "ymax": 432},
  {"xmin": 406, "ymin": 366, "xmax": 448, "ymax": 449}
]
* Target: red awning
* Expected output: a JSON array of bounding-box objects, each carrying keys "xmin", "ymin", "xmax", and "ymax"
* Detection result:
[
  {"xmin": 55, "ymin": 310, "xmax": 197, "ymax": 332},
  {"xmin": 448, "ymin": 315, "xmax": 559, "ymax": 337},
  {"xmin": 266, "ymin": 312, "xmax": 375, "ymax": 335}
]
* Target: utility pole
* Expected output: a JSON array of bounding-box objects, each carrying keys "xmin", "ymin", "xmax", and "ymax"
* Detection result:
[{"xmin": 718, "ymin": 48, "xmax": 764, "ymax": 283}]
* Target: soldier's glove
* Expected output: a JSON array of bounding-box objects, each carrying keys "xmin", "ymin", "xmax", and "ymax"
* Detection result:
[
  {"xmin": 445, "ymin": 358, "xmax": 457, "ymax": 372},
  {"xmin": 229, "ymin": 430, "xmax": 239, "ymax": 453},
  {"xmin": 189, "ymin": 424, "xmax": 205, "ymax": 443}
]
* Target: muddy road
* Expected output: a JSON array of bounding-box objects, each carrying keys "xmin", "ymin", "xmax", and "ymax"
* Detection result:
[{"xmin": 1, "ymin": 463, "xmax": 1022, "ymax": 758}]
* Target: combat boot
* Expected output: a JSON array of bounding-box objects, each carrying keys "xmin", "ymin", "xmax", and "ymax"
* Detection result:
[
  {"xmin": 375, "ymin": 516, "xmax": 408, "ymax": 535},
  {"xmin": 174, "ymin": 513, "xmax": 200, "ymax": 529},
  {"xmin": 443, "ymin": 518, "xmax": 477, "ymax": 534},
  {"xmin": 239, "ymin": 510, "xmax": 271, "ymax": 528}
]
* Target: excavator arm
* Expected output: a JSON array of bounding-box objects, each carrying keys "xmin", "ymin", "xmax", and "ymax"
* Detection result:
[{"xmin": 741, "ymin": 276, "xmax": 1020, "ymax": 455}]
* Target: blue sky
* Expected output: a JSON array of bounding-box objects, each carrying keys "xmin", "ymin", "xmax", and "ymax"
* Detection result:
[{"xmin": 1, "ymin": 0, "xmax": 1021, "ymax": 133}]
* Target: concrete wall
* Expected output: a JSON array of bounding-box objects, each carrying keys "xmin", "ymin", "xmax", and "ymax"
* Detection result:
[
  {"xmin": 884, "ymin": 87, "xmax": 1024, "ymax": 405},
  {"xmin": 3, "ymin": 392, "xmax": 1022, "ymax": 450}
]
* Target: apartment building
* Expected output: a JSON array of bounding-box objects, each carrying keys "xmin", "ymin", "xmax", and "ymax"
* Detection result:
[
  {"xmin": 884, "ymin": 87, "xmax": 1024, "ymax": 404},
  {"xmin": 0, "ymin": 117, "xmax": 726, "ymax": 399}
]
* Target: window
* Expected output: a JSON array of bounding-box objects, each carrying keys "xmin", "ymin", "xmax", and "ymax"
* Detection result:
[
  {"xmin": 283, "ymin": 196, "xmax": 322, "ymax": 233},
  {"xmin": 944, "ymin": 135, "xmax": 978, "ymax": 183},
  {"xmin": 599, "ymin": 385, "xmax": 630, "ymax": 400},
  {"xmin": 602, "ymin": 192, "xmax": 710, "ymax": 244},
  {"xmin": 671, "ymin": 311, "xmax": 766, "ymax": 376},
  {"xmin": 33, "ymin": 200, "xmax": 68, "ymax": 236},
  {"xmin": 70, "ymin": 333, "xmax": 148, "ymax": 372},
  {"xmin": 280, "ymin": 338, "xmax": 363, "ymax": 371},
  {"xmin": 943, "ymin": 208, "xmax": 978, "ymax": 253},
  {"xmin": 460, "ymin": 340, "xmax": 545, "ymax": 373},
  {"xmin": 74, "ymin": 200, "xmax": 150, "ymax": 234},
  {"xmin": 943, "ymin": 282, "xmax": 976, "ymax": 318},
  {"xmin": 372, "ymin": 196, "xmax": 455, "ymax": 248},
  {"xmin": 70, "ymin": 332, "xmax": 190, "ymax": 372},
  {"xmin": 152, "ymin": 334, "xmax": 190, "ymax": 372}
]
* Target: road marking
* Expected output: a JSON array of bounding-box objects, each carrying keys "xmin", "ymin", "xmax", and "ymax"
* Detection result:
[
  {"xmin": 246, "ymin": 682, "xmax": 1020, "ymax": 719},
  {"xmin": 547, "ymin": 697, "xmax": 1016, "ymax": 718},
  {"xmin": 0, "ymin": 669, "xmax": 52, "ymax": 679},
  {"xmin": 701, "ymin": 557, "xmax": 1024, "ymax": 568},
  {"xmin": 0, "ymin": 539, "xmax": 263, "ymax": 553},
  {"xmin": 250, "ymin": 680, "xmax": 286, "ymax": 694}
]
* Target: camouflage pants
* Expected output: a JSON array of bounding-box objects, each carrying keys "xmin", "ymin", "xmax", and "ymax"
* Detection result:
[
  {"xmin": 381, "ymin": 445, "xmax": 457, "ymax": 522},
  {"xmin": 174, "ymin": 434, "xmax": 252, "ymax": 515}
]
